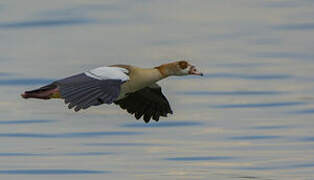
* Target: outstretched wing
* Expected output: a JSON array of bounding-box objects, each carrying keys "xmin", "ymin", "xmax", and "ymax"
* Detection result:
[
  {"xmin": 55, "ymin": 67, "xmax": 129, "ymax": 112},
  {"xmin": 114, "ymin": 84, "xmax": 173, "ymax": 123}
]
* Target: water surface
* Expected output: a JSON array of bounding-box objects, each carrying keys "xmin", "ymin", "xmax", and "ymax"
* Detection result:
[{"xmin": 0, "ymin": 0, "xmax": 313, "ymax": 179}]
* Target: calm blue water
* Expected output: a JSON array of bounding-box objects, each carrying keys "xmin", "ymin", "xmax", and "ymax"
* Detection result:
[{"xmin": 0, "ymin": 0, "xmax": 314, "ymax": 179}]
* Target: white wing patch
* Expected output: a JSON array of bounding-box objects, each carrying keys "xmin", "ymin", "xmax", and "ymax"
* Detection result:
[{"xmin": 84, "ymin": 67, "xmax": 129, "ymax": 82}]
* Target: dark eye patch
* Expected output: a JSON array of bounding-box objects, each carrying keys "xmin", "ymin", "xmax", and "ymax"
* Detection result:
[{"xmin": 178, "ymin": 61, "xmax": 188, "ymax": 69}]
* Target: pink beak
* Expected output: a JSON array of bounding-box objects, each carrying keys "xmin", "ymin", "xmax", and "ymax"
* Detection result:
[{"xmin": 189, "ymin": 66, "xmax": 203, "ymax": 76}]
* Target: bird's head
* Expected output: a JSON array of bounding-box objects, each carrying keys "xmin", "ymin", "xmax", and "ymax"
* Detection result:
[{"xmin": 156, "ymin": 60, "xmax": 203, "ymax": 77}]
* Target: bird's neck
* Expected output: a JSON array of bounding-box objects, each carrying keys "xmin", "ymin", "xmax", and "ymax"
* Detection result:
[
  {"xmin": 127, "ymin": 67, "xmax": 164, "ymax": 90},
  {"xmin": 154, "ymin": 63, "xmax": 176, "ymax": 78},
  {"xmin": 135, "ymin": 68, "xmax": 165, "ymax": 82}
]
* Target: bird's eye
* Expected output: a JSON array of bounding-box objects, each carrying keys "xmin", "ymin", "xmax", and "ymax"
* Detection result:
[{"xmin": 178, "ymin": 61, "xmax": 188, "ymax": 69}]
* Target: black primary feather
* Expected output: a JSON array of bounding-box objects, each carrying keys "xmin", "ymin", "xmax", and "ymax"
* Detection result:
[{"xmin": 114, "ymin": 84, "xmax": 173, "ymax": 123}]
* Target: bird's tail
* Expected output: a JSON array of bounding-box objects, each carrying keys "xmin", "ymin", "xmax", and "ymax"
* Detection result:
[{"xmin": 21, "ymin": 83, "xmax": 60, "ymax": 99}]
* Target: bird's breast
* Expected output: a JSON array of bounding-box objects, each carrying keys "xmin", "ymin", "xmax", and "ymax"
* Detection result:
[
  {"xmin": 117, "ymin": 80, "xmax": 145, "ymax": 100},
  {"xmin": 117, "ymin": 69, "xmax": 163, "ymax": 100}
]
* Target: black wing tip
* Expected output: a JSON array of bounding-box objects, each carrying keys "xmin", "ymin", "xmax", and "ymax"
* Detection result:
[
  {"xmin": 140, "ymin": 110, "xmax": 174, "ymax": 123},
  {"xmin": 115, "ymin": 86, "xmax": 174, "ymax": 123},
  {"xmin": 74, "ymin": 106, "xmax": 81, "ymax": 112}
]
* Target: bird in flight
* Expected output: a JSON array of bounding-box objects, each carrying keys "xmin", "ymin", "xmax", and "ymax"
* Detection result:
[{"xmin": 21, "ymin": 60, "xmax": 203, "ymax": 123}]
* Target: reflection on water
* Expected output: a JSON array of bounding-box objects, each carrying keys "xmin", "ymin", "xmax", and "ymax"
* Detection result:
[{"xmin": 0, "ymin": 0, "xmax": 313, "ymax": 179}]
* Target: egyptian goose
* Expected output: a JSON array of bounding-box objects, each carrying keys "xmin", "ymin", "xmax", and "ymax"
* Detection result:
[{"xmin": 21, "ymin": 61, "xmax": 203, "ymax": 123}]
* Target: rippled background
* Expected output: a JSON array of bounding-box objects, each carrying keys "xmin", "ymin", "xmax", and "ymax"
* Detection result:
[{"xmin": 1, "ymin": 0, "xmax": 314, "ymax": 179}]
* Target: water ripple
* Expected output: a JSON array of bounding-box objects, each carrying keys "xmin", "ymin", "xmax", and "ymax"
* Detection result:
[
  {"xmin": 0, "ymin": 169, "xmax": 107, "ymax": 175},
  {"xmin": 0, "ymin": 131, "xmax": 141, "ymax": 138},
  {"xmin": 0, "ymin": 78, "xmax": 54, "ymax": 86},
  {"xmin": 253, "ymin": 38, "xmax": 281, "ymax": 45},
  {"xmin": 212, "ymin": 102, "xmax": 304, "ymax": 109},
  {"xmin": 273, "ymin": 23, "xmax": 314, "ymax": 31},
  {"xmin": 261, "ymin": 1, "xmax": 302, "ymax": 8},
  {"xmin": 61, "ymin": 152, "xmax": 112, "ymax": 156},
  {"xmin": 254, "ymin": 52, "xmax": 313, "ymax": 60},
  {"xmin": 84, "ymin": 143, "xmax": 154, "ymax": 146},
  {"xmin": 232, "ymin": 176, "xmax": 258, "ymax": 179},
  {"xmin": 0, "ymin": 72, "xmax": 11, "ymax": 77},
  {"xmin": 0, "ymin": 152, "xmax": 112, "ymax": 157},
  {"xmin": 239, "ymin": 163, "xmax": 314, "ymax": 170},
  {"xmin": 0, "ymin": 18, "xmax": 94, "ymax": 29},
  {"xmin": 0, "ymin": 120, "xmax": 56, "ymax": 125},
  {"xmin": 252, "ymin": 125, "xmax": 290, "ymax": 130},
  {"xmin": 301, "ymin": 137, "xmax": 314, "ymax": 142},
  {"xmin": 178, "ymin": 91, "xmax": 285, "ymax": 96},
  {"xmin": 165, "ymin": 156, "xmax": 233, "ymax": 161},
  {"xmin": 181, "ymin": 73, "xmax": 291, "ymax": 80},
  {"xmin": 292, "ymin": 109, "xmax": 314, "ymax": 114},
  {"xmin": 40, "ymin": 4, "xmax": 120, "ymax": 17},
  {"xmin": 215, "ymin": 62, "xmax": 271, "ymax": 67},
  {"xmin": 289, "ymin": 163, "xmax": 314, "ymax": 169},
  {"xmin": 122, "ymin": 121, "xmax": 202, "ymax": 128},
  {"xmin": 230, "ymin": 136, "xmax": 281, "ymax": 140},
  {"xmin": 0, "ymin": 153, "xmax": 43, "ymax": 157}
]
